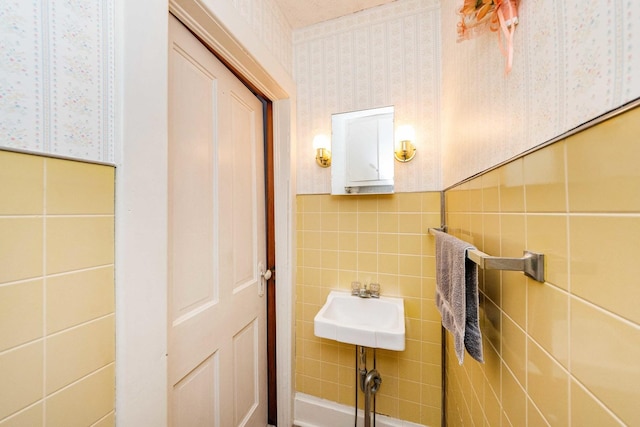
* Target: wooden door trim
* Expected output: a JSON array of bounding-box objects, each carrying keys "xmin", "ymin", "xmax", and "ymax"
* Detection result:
[{"xmin": 265, "ymin": 101, "xmax": 277, "ymax": 425}]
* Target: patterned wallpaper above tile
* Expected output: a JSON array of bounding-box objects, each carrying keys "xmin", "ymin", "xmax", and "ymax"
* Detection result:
[
  {"xmin": 441, "ymin": 0, "xmax": 640, "ymax": 188},
  {"xmin": 0, "ymin": 0, "xmax": 115, "ymax": 163},
  {"xmin": 294, "ymin": 0, "xmax": 442, "ymax": 194},
  {"xmin": 0, "ymin": 0, "xmax": 291, "ymax": 164}
]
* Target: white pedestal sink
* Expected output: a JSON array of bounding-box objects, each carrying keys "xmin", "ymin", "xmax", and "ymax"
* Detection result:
[{"xmin": 314, "ymin": 291, "xmax": 405, "ymax": 351}]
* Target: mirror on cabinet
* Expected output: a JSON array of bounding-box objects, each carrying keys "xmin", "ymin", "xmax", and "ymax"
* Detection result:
[{"xmin": 331, "ymin": 106, "xmax": 395, "ymax": 195}]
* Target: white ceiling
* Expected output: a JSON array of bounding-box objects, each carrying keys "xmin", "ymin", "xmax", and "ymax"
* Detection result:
[{"xmin": 274, "ymin": 0, "xmax": 399, "ymax": 29}]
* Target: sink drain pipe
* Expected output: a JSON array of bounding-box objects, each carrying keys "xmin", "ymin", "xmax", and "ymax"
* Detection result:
[{"xmin": 355, "ymin": 346, "xmax": 382, "ymax": 427}]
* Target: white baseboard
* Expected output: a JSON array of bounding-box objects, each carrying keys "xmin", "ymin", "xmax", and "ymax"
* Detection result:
[{"xmin": 293, "ymin": 393, "xmax": 428, "ymax": 427}]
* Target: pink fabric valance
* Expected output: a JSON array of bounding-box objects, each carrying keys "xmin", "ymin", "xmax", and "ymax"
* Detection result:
[{"xmin": 457, "ymin": 0, "xmax": 519, "ymax": 73}]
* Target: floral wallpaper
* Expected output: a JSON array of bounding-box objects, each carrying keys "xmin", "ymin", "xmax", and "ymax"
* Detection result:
[
  {"xmin": 441, "ymin": 0, "xmax": 640, "ymax": 187},
  {"xmin": 0, "ymin": 0, "xmax": 114, "ymax": 163},
  {"xmin": 294, "ymin": 0, "xmax": 443, "ymax": 194},
  {"xmin": 294, "ymin": 0, "xmax": 640, "ymax": 192}
]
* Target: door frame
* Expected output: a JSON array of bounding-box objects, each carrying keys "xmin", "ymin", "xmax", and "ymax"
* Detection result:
[
  {"xmin": 116, "ymin": 1, "xmax": 296, "ymax": 425},
  {"xmin": 168, "ymin": 3, "xmax": 297, "ymax": 425}
]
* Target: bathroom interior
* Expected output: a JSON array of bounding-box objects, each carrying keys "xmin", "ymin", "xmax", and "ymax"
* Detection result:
[{"xmin": 1, "ymin": 0, "xmax": 639, "ymax": 426}]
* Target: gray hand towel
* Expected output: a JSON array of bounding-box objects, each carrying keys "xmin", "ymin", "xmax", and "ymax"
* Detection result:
[{"xmin": 433, "ymin": 229, "xmax": 484, "ymax": 364}]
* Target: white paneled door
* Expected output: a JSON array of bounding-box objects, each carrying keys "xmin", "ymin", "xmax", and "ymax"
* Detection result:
[{"xmin": 168, "ymin": 15, "xmax": 267, "ymax": 427}]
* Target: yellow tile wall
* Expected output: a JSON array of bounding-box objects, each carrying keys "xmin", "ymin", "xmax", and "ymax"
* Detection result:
[
  {"xmin": 296, "ymin": 192, "xmax": 442, "ymax": 426},
  {"xmin": 0, "ymin": 151, "xmax": 115, "ymax": 426},
  {"xmin": 443, "ymin": 106, "xmax": 640, "ymax": 426}
]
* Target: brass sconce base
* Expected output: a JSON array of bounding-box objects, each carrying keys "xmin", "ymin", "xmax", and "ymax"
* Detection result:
[
  {"xmin": 394, "ymin": 140, "xmax": 416, "ymax": 162},
  {"xmin": 316, "ymin": 148, "xmax": 332, "ymax": 167}
]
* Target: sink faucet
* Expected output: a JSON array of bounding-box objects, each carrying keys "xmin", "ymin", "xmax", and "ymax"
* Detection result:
[{"xmin": 351, "ymin": 282, "xmax": 380, "ymax": 298}]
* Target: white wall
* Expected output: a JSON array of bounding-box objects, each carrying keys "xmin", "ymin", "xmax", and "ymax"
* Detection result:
[
  {"xmin": 440, "ymin": 0, "xmax": 640, "ymax": 187},
  {"xmin": 115, "ymin": 0, "xmax": 169, "ymax": 424},
  {"xmin": 294, "ymin": 0, "xmax": 442, "ymax": 194},
  {"xmin": 0, "ymin": 0, "xmax": 115, "ymax": 162}
]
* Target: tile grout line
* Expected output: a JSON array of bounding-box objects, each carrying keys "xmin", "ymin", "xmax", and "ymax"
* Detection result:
[
  {"xmin": 570, "ymin": 373, "xmax": 627, "ymax": 426},
  {"xmin": 570, "ymin": 293, "xmax": 639, "ymax": 330},
  {"xmin": 564, "ymin": 131, "xmax": 572, "ymax": 427},
  {"xmin": 42, "ymin": 156, "xmax": 48, "ymax": 423},
  {"xmin": 43, "ymin": 263, "xmax": 115, "ymax": 280},
  {"xmin": 46, "ymin": 362, "xmax": 115, "ymax": 400},
  {"xmin": 44, "ymin": 312, "xmax": 115, "ymax": 340}
]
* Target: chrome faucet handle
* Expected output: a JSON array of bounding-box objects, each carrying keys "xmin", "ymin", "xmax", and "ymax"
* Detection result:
[
  {"xmin": 351, "ymin": 281, "xmax": 362, "ymax": 296},
  {"xmin": 369, "ymin": 283, "xmax": 380, "ymax": 298}
]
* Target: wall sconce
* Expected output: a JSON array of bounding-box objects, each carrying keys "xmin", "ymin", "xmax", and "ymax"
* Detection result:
[
  {"xmin": 394, "ymin": 125, "xmax": 416, "ymax": 162},
  {"xmin": 313, "ymin": 134, "xmax": 331, "ymax": 168}
]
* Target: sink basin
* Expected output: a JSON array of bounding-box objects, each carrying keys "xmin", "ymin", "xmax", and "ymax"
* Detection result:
[{"xmin": 314, "ymin": 291, "xmax": 405, "ymax": 351}]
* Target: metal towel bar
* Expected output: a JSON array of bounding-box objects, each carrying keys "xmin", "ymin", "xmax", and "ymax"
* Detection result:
[{"xmin": 428, "ymin": 228, "xmax": 545, "ymax": 282}]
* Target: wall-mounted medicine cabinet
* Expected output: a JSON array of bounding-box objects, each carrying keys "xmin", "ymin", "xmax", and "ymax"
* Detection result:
[{"xmin": 331, "ymin": 106, "xmax": 395, "ymax": 195}]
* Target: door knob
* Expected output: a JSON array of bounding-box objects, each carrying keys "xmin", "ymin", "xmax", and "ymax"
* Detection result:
[{"xmin": 258, "ymin": 262, "xmax": 271, "ymax": 297}]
